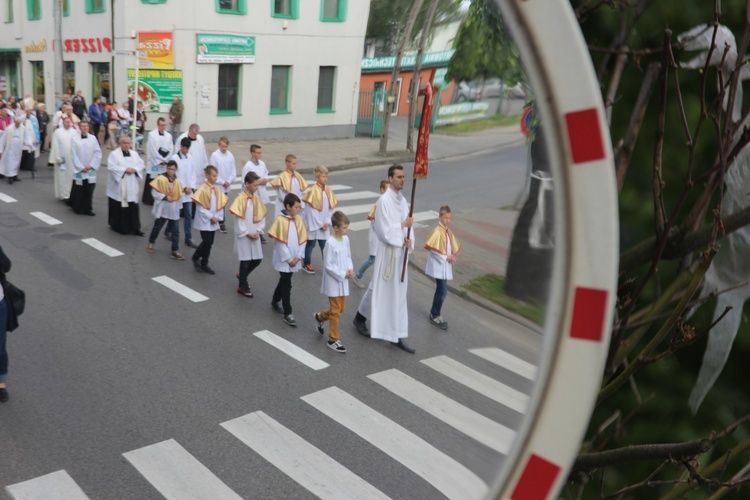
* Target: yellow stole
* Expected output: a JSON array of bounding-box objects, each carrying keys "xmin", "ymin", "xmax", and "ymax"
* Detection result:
[
  {"xmin": 424, "ymin": 223, "xmax": 461, "ymax": 256},
  {"xmin": 269, "ymin": 169, "xmax": 308, "ymax": 194},
  {"xmin": 150, "ymin": 174, "xmax": 183, "ymax": 203},
  {"xmin": 268, "ymin": 214, "xmax": 308, "ymax": 245},
  {"xmin": 367, "ymin": 202, "xmax": 377, "ymax": 220},
  {"xmin": 192, "ymin": 182, "xmax": 228, "ymax": 211},
  {"xmin": 302, "ymin": 183, "xmax": 339, "ymax": 211},
  {"xmin": 229, "ymin": 190, "xmax": 268, "ymax": 223}
]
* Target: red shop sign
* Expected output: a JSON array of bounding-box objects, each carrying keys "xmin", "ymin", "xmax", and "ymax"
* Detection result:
[{"xmin": 63, "ymin": 37, "xmax": 112, "ymax": 53}]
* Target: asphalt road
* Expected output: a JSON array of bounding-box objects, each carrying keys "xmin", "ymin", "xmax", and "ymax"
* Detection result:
[{"xmin": 0, "ymin": 140, "xmax": 544, "ymax": 500}]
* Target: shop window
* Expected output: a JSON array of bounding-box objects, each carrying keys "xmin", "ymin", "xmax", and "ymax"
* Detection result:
[
  {"xmin": 91, "ymin": 62, "xmax": 110, "ymax": 103},
  {"xmin": 63, "ymin": 0, "xmax": 69, "ymax": 16},
  {"xmin": 272, "ymin": 0, "xmax": 298, "ymax": 19},
  {"xmin": 85, "ymin": 0, "xmax": 105, "ymax": 13},
  {"xmin": 270, "ymin": 65, "xmax": 290, "ymax": 114},
  {"xmin": 63, "ymin": 61, "xmax": 75, "ymax": 96},
  {"xmin": 320, "ymin": 0, "xmax": 346, "ymax": 22},
  {"xmin": 216, "ymin": 0, "xmax": 245, "ymax": 13},
  {"xmin": 26, "ymin": 0, "xmax": 40, "ymax": 20},
  {"xmin": 317, "ymin": 66, "xmax": 335, "ymax": 112},
  {"xmin": 218, "ymin": 64, "xmax": 241, "ymax": 115}
]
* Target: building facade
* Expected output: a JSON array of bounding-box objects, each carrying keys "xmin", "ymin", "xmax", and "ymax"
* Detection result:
[{"xmin": 0, "ymin": 0, "xmax": 370, "ymax": 140}]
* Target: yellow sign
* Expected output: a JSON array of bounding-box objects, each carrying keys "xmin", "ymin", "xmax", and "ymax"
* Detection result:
[{"xmin": 24, "ymin": 39, "xmax": 47, "ymax": 53}]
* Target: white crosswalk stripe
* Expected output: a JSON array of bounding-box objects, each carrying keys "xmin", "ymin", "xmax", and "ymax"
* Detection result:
[
  {"xmin": 253, "ymin": 329, "xmax": 329, "ymax": 370},
  {"xmin": 152, "ymin": 275, "xmax": 209, "ymax": 302},
  {"xmin": 6, "ymin": 470, "xmax": 90, "ymax": 500},
  {"xmin": 368, "ymin": 369, "xmax": 517, "ymax": 454},
  {"xmin": 470, "ymin": 347, "xmax": 538, "ymax": 380},
  {"xmin": 348, "ymin": 210, "xmax": 438, "ymax": 231},
  {"xmin": 302, "ymin": 386, "xmax": 489, "ymax": 500},
  {"xmin": 123, "ymin": 439, "xmax": 243, "ymax": 500},
  {"xmin": 80, "ymin": 238, "xmax": 124, "ymax": 257},
  {"xmin": 0, "ymin": 192, "xmax": 18, "ymax": 203},
  {"xmin": 421, "ymin": 355, "xmax": 530, "ymax": 414},
  {"xmin": 222, "ymin": 411, "xmax": 390, "ymax": 500},
  {"xmin": 30, "ymin": 212, "xmax": 63, "ymax": 225}
]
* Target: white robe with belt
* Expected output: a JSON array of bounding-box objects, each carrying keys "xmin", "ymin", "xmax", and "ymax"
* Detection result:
[
  {"xmin": 107, "ymin": 149, "xmax": 145, "ymax": 203},
  {"xmin": 358, "ymin": 188, "xmax": 414, "ymax": 342},
  {"xmin": 0, "ymin": 124, "xmax": 33, "ymax": 177},
  {"xmin": 50, "ymin": 126, "xmax": 77, "ymax": 199}
]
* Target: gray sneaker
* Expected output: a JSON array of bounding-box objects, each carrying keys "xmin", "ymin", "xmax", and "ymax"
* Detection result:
[
  {"xmin": 352, "ymin": 275, "xmax": 365, "ymax": 289},
  {"xmin": 284, "ymin": 314, "xmax": 297, "ymax": 327},
  {"xmin": 271, "ymin": 301, "xmax": 284, "ymax": 314},
  {"xmin": 429, "ymin": 315, "xmax": 449, "ymax": 330}
]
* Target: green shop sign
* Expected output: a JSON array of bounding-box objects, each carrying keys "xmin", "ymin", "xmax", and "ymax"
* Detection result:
[
  {"xmin": 196, "ymin": 34, "xmax": 256, "ymax": 64},
  {"xmin": 127, "ymin": 69, "xmax": 183, "ymax": 112},
  {"xmin": 361, "ymin": 49, "xmax": 455, "ymax": 72}
]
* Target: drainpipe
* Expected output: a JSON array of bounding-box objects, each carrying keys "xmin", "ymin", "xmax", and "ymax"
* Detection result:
[{"xmin": 54, "ymin": 0, "xmax": 63, "ymax": 105}]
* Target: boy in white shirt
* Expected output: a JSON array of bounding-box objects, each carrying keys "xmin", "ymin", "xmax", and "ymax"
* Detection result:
[
  {"xmin": 170, "ymin": 137, "xmax": 198, "ymax": 248},
  {"xmin": 191, "ymin": 165, "xmax": 228, "ymax": 275},
  {"xmin": 267, "ymin": 193, "xmax": 308, "ymax": 327},
  {"xmin": 210, "ymin": 136, "xmax": 236, "ymax": 234},
  {"xmin": 313, "ymin": 211, "xmax": 354, "ymax": 353},
  {"xmin": 240, "ymin": 144, "xmax": 270, "ymax": 243},
  {"xmin": 424, "ymin": 205, "xmax": 461, "ymax": 330},
  {"xmin": 146, "ymin": 160, "xmax": 185, "ymax": 260},
  {"xmin": 301, "ymin": 165, "xmax": 338, "ymax": 275},
  {"xmin": 229, "ymin": 171, "xmax": 266, "ymax": 297}
]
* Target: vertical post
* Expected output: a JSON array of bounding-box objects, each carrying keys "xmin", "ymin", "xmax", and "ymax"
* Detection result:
[
  {"xmin": 54, "ymin": 0, "xmax": 64, "ymax": 106},
  {"xmin": 132, "ymin": 38, "xmax": 140, "ymax": 148}
]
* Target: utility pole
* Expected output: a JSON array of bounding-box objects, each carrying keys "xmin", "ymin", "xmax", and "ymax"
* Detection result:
[
  {"xmin": 54, "ymin": 0, "xmax": 64, "ymax": 106},
  {"xmin": 378, "ymin": 0, "xmax": 425, "ymax": 156},
  {"xmin": 407, "ymin": 0, "xmax": 440, "ymax": 152}
]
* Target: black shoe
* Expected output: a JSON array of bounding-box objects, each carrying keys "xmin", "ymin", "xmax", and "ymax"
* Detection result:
[
  {"xmin": 84, "ymin": 211, "xmax": 95, "ymax": 216},
  {"xmin": 164, "ymin": 232, "xmax": 172, "ymax": 241},
  {"xmin": 391, "ymin": 338, "xmax": 416, "ymax": 354},
  {"xmin": 237, "ymin": 287, "xmax": 253, "ymax": 298},
  {"xmin": 353, "ymin": 319, "xmax": 370, "ymax": 338},
  {"xmin": 7, "ymin": 177, "xmax": 12, "ymax": 185},
  {"xmin": 271, "ymin": 301, "xmax": 284, "ymax": 314},
  {"xmin": 185, "ymin": 240, "xmax": 198, "ymax": 248},
  {"xmin": 284, "ymin": 314, "xmax": 297, "ymax": 327},
  {"xmin": 219, "ymin": 223, "xmax": 227, "ymax": 234},
  {"xmin": 314, "ymin": 313, "xmax": 324, "ymax": 335},
  {"xmin": 192, "ymin": 256, "xmax": 202, "ymax": 271},
  {"xmin": 13, "ymin": 176, "xmax": 21, "ymax": 182},
  {"xmin": 134, "ymin": 230, "xmax": 145, "ymax": 236},
  {"xmin": 0, "ymin": 388, "xmax": 8, "ymax": 403},
  {"xmin": 201, "ymin": 265, "xmax": 216, "ymax": 275}
]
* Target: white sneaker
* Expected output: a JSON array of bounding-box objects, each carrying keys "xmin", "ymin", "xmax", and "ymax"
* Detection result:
[{"xmin": 352, "ymin": 275, "xmax": 365, "ymax": 289}]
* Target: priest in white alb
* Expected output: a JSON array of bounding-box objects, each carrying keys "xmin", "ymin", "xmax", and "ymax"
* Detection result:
[
  {"xmin": 143, "ymin": 117, "xmax": 174, "ymax": 205},
  {"xmin": 0, "ymin": 116, "xmax": 33, "ymax": 184},
  {"xmin": 70, "ymin": 121, "xmax": 102, "ymax": 216},
  {"xmin": 50, "ymin": 116, "xmax": 78, "ymax": 201},
  {"xmin": 107, "ymin": 135, "xmax": 145, "ymax": 235},
  {"xmin": 353, "ymin": 164, "xmax": 416, "ymax": 353}
]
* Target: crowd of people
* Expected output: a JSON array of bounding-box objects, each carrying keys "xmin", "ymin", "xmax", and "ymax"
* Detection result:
[{"xmin": 0, "ymin": 91, "xmax": 464, "ymax": 400}]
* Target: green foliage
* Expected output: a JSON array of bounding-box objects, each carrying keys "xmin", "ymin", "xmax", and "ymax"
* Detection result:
[
  {"xmin": 435, "ymin": 113, "xmax": 520, "ymax": 134},
  {"xmin": 366, "ymin": 0, "xmax": 463, "ymax": 50},
  {"xmin": 446, "ymin": 0, "xmax": 525, "ymax": 84}
]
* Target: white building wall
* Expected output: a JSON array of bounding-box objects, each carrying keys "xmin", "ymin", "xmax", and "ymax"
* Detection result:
[{"xmin": 0, "ymin": 0, "xmax": 370, "ymax": 140}]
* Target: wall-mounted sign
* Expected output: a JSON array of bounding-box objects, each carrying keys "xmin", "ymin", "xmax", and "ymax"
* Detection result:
[
  {"xmin": 127, "ymin": 69, "xmax": 183, "ymax": 112},
  {"xmin": 196, "ymin": 34, "xmax": 255, "ymax": 64},
  {"xmin": 138, "ymin": 32, "xmax": 174, "ymax": 69},
  {"xmin": 24, "ymin": 40, "xmax": 48, "ymax": 53},
  {"xmin": 361, "ymin": 49, "xmax": 455, "ymax": 72},
  {"xmin": 64, "ymin": 37, "xmax": 112, "ymax": 53}
]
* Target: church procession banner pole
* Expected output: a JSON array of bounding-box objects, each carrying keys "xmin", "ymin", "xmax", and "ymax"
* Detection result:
[{"xmin": 401, "ymin": 82, "xmax": 436, "ymax": 282}]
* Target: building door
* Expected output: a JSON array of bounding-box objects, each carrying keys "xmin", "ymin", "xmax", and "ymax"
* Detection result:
[
  {"xmin": 30, "ymin": 61, "xmax": 44, "ymax": 104},
  {"xmin": 391, "ymin": 77, "xmax": 402, "ymax": 116},
  {"xmin": 91, "ymin": 62, "xmax": 110, "ymax": 103},
  {"xmin": 0, "ymin": 51, "xmax": 20, "ymax": 98}
]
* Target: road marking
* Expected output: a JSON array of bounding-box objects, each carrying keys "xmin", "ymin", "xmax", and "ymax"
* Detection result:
[
  {"xmin": 368, "ymin": 369, "xmax": 516, "ymax": 454},
  {"xmin": 421, "ymin": 355, "xmax": 529, "ymax": 414},
  {"xmin": 152, "ymin": 276, "xmax": 209, "ymax": 303},
  {"xmin": 6, "ymin": 470, "xmax": 90, "ymax": 500},
  {"xmin": 222, "ymin": 411, "xmax": 390, "ymax": 500},
  {"xmin": 348, "ymin": 210, "xmax": 438, "ymax": 232},
  {"xmin": 0, "ymin": 193, "xmax": 18, "ymax": 203},
  {"xmin": 30, "ymin": 211, "xmax": 63, "ymax": 225},
  {"xmin": 338, "ymin": 203, "xmax": 381, "ymax": 216},
  {"xmin": 335, "ymin": 190, "xmax": 380, "ymax": 201},
  {"xmin": 302, "ymin": 386, "xmax": 488, "ymax": 500},
  {"xmin": 123, "ymin": 439, "xmax": 242, "ymax": 500},
  {"xmin": 81, "ymin": 238, "xmax": 124, "ymax": 257},
  {"xmin": 253, "ymin": 330, "xmax": 329, "ymax": 370},
  {"xmin": 470, "ymin": 347, "xmax": 537, "ymax": 380}
]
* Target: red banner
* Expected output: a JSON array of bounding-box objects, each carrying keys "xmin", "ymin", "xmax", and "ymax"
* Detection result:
[{"xmin": 413, "ymin": 83, "xmax": 435, "ymax": 179}]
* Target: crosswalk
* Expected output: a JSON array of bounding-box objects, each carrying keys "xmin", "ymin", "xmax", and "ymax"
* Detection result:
[{"xmin": 5, "ymin": 328, "xmax": 535, "ymax": 499}]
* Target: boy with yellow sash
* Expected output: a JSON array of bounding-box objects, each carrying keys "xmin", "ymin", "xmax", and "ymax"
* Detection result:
[
  {"xmin": 267, "ymin": 193, "xmax": 308, "ymax": 327},
  {"xmin": 424, "ymin": 205, "xmax": 461, "ymax": 330},
  {"xmin": 191, "ymin": 165, "xmax": 228, "ymax": 275},
  {"xmin": 269, "ymin": 154, "xmax": 308, "ymax": 217},
  {"xmin": 301, "ymin": 165, "xmax": 338, "ymax": 275},
  {"xmin": 230, "ymin": 171, "xmax": 267, "ymax": 297},
  {"xmin": 146, "ymin": 160, "xmax": 185, "ymax": 260}
]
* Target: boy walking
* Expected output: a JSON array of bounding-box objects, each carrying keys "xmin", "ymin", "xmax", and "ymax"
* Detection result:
[
  {"xmin": 269, "ymin": 154, "xmax": 307, "ymax": 217},
  {"xmin": 230, "ymin": 171, "xmax": 267, "ymax": 297},
  {"xmin": 146, "ymin": 160, "xmax": 185, "ymax": 260},
  {"xmin": 267, "ymin": 193, "xmax": 308, "ymax": 327},
  {"xmin": 191, "ymin": 165, "xmax": 228, "ymax": 275},
  {"xmin": 424, "ymin": 205, "xmax": 461, "ymax": 330},
  {"xmin": 314, "ymin": 211, "xmax": 354, "ymax": 353},
  {"xmin": 301, "ymin": 165, "xmax": 338, "ymax": 275},
  {"xmin": 352, "ymin": 179, "xmax": 389, "ymax": 288},
  {"xmin": 210, "ymin": 137, "xmax": 236, "ymax": 233}
]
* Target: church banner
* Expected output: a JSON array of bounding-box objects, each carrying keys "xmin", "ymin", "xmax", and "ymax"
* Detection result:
[{"xmin": 127, "ymin": 69, "xmax": 183, "ymax": 112}]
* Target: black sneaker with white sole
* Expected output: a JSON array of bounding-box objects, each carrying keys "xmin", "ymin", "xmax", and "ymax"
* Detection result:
[
  {"xmin": 327, "ymin": 340, "xmax": 347, "ymax": 353},
  {"xmin": 314, "ymin": 313, "xmax": 324, "ymax": 335},
  {"xmin": 284, "ymin": 314, "xmax": 297, "ymax": 327},
  {"xmin": 271, "ymin": 301, "xmax": 284, "ymax": 314}
]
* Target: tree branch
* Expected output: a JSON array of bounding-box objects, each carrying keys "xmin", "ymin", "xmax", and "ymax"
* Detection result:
[{"xmin": 572, "ymin": 439, "xmax": 712, "ymax": 472}]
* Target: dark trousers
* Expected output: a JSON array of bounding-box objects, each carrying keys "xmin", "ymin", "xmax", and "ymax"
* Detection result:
[
  {"xmin": 193, "ymin": 230, "xmax": 215, "ymax": 266},
  {"xmin": 108, "ymin": 198, "xmax": 141, "ymax": 234},
  {"xmin": 0, "ymin": 299, "xmax": 7, "ymax": 383},
  {"xmin": 39, "ymin": 130, "xmax": 47, "ymax": 152},
  {"xmin": 272, "ymin": 272, "xmax": 293, "ymax": 315},
  {"xmin": 70, "ymin": 179, "xmax": 95, "ymax": 214},
  {"xmin": 304, "ymin": 239, "xmax": 326, "ymax": 266},
  {"xmin": 430, "ymin": 278, "xmax": 448, "ymax": 318},
  {"xmin": 92, "ymin": 122, "xmax": 101, "ymax": 141},
  {"xmin": 149, "ymin": 218, "xmax": 179, "ymax": 252},
  {"xmin": 20, "ymin": 150, "xmax": 35, "ymax": 172},
  {"xmin": 142, "ymin": 174, "xmax": 155, "ymax": 205},
  {"xmin": 238, "ymin": 259, "xmax": 262, "ymax": 289}
]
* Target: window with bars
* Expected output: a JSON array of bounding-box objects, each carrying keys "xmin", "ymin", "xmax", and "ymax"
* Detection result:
[
  {"xmin": 317, "ymin": 66, "xmax": 336, "ymax": 112},
  {"xmin": 270, "ymin": 65, "xmax": 291, "ymax": 113},
  {"xmin": 218, "ymin": 64, "xmax": 241, "ymax": 114}
]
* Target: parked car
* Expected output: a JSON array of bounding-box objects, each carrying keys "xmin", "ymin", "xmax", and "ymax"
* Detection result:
[{"xmin": 455, "ymin": 79, "xmax": 527, "ymax": 102}]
